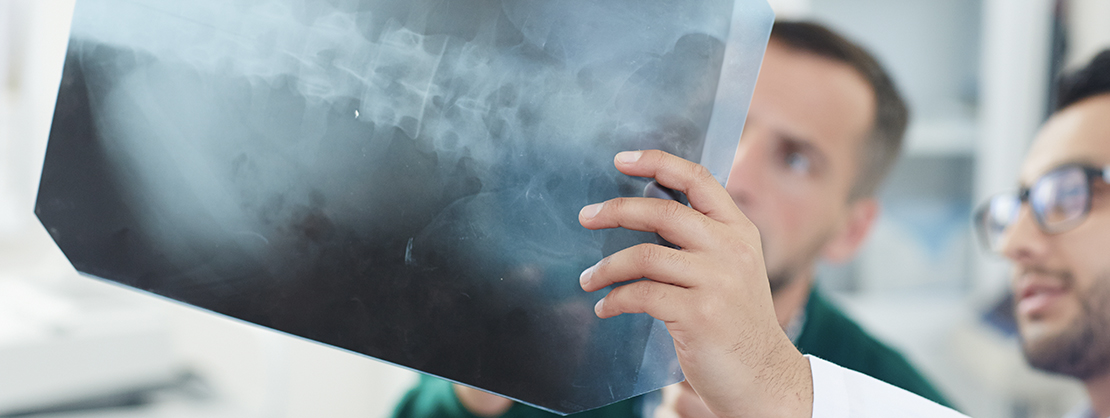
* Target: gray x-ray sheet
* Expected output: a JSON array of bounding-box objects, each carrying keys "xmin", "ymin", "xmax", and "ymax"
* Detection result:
[{"xmin": 36, "ymin": 0, "xmax": 771, "ymax": 413}]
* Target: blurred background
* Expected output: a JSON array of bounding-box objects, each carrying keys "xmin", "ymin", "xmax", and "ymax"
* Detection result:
[{"xmin": 2, "ymin": 0, "xmax": 1110, "ymax": 417}]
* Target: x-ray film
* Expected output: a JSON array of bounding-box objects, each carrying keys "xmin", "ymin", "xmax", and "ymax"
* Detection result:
[{"xmin": 36, "ymin": 0, "xmax": 772, "ymax": 413}]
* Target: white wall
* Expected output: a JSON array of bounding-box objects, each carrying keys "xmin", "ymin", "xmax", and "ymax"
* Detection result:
[{"xmin": 1066, "ymin": 0, "xmax": 1110, "ymax": 69}]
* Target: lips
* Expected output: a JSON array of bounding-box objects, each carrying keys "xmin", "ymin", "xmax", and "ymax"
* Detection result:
[{"xmin": 1015, "ymin": 275, "xmax": 1069, "ymax": 318}]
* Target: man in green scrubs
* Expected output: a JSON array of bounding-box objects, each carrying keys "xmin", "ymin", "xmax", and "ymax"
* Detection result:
[{"xmin": 392, "ymin": 20, "xmax": 951, "ymax": 418}]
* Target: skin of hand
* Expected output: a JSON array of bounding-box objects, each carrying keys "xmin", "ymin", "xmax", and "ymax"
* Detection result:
[
  {"xmin": 655, "ymin": 381, "xmax": 716, "ymax": 418},
  {"xmin": 453, "ymin": 385, "xmax": 514, "ymax": 417},
  {"xmin": 578, "ymin": 150, "xmax": 813, "ymax": 418}
]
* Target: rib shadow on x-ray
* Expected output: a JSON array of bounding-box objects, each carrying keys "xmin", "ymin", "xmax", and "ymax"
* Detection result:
[{"xmin": 36, "ymin": 0, "xmax": 772, "ymax": 413}]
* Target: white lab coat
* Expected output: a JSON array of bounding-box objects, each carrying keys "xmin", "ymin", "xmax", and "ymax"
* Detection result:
[{"xmin": 807, "ymin": 356, "xmax": 969, "ymax": 418}]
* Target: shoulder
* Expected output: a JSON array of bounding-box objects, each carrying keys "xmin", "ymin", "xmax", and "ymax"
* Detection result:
[{"xmin": 796, "ymin": 289, "xmax": 954, "ymax": 409}]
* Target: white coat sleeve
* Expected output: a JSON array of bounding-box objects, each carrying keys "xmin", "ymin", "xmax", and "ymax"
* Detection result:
[{"xmin": 807, "ymin": 355, "xmax": 969, "ymax": 418}]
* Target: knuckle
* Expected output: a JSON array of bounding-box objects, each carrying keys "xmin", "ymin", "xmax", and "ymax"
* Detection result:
[
  {"xmin": 630, "ymin": 281, "xmax": 656, "ymax": 303},
  {"xmin": 690, "ymin": 300, "xmax": 716, "ymax": 324},
  {"xmin": 721, "ymin": 231, "xmax": 747, "ymax": 253},
  {"xmin": 657, "ymin": 200, "xmax": 688, "ymax": 222},
  {"xmin": 635, "ymin": 244, "xmax": 677, "ymax": 270},
  {"xmin": 740, "ymin": 239, "xmax": 763, "ymax": 263},
  {"xmin": 636, "ymin": 244, "xmax": 659, "ymax": 267},
  {"xmin": 692, "ymin": 209, "xmax": 716, "ymax": 231},
  {"xmin": 688, "ymin": 163, "xmax": 714, "ymax": 184},
  {"xmin": 728, "ymin": 242, "xmax": 760, "ymax": 271},
  {"xmin": 606, "ymin": 197, "xmax": 627, "ymax": 214},
  {"xmin": 600, "ymin": 197, "xmax": 632, "ymax": 222},
  {"xmin": 662, "ymin": 244, "xmax": 692, "ymax": 271},
  {"xmin": 722, "ymin": 223, "xmax": 762, "ymax": 259}
]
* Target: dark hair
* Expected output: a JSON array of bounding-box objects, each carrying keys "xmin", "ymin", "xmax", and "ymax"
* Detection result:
[
  {"xmin": 1055, "ymin": 49, "xmax": 1110, "ymax": 111},
  {"xmin": 769, "ymin": 21, "xmax": 908, "ymax": 199}
]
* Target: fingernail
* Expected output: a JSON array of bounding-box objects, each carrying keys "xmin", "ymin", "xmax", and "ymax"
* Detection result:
[
  {"xmin": 594, "ymin": 298, "xmax": 605, "ymax": 316},
  {"xmin": 580, "ymin": 202, "xmax": 603, "ymax": 219},
  {"xmin": 616, "ymin": 151, "xmax": 642, "ymax": 164},
  {"xmin": 580, "ymin": 264, "xmax": 596, "ymax": 288}
]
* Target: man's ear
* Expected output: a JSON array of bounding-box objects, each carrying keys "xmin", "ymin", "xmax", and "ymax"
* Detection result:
[{"xmin": 821, "ymin": 198, "xmax": 880, "ymax": 263}]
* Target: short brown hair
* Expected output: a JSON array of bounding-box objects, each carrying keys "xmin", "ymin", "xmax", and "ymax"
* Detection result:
[{"xmin": 769, "ymin": 21, "xmax": 908, "ymax": 199}]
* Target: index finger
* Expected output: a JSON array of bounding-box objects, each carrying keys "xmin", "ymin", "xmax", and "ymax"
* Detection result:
[{"xmin": 615, "ymin": 150, "xmax": 745, "ymax": 226}]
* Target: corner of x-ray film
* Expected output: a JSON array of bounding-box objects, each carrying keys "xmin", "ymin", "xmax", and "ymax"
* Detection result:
[{"xmin": 35, "ymin": 0, "xmax": 772, "ymax": 413}]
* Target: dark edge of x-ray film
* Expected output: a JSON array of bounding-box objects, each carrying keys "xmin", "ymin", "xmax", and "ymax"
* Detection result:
[{"xmin": 35, "ymin": 0, "xmax": 772, "ymax": 414}]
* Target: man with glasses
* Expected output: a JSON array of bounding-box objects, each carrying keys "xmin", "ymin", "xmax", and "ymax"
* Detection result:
[
  {"xmin": 972, "ymin": 49, "xmax": 1110, "ymax": 418},
  {"xmin": 571, "ymin": 50, "xmax": 1110, "ymax": 417}
]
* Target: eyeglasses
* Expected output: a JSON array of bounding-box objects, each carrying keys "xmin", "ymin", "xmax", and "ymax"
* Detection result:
[{"xmin": 974, "ymin": 164, "xmax": 1110, "ymax": 252}]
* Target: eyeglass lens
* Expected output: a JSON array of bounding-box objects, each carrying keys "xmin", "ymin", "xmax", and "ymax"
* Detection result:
[
  {"xmin": 981, "ymin": 194, "xmax": 1019, "ymax": 251},
  {"xmin": 979, "ymin": 165, "xmax": 1092, "ymax": 251},
  {"xmin": 1031, "ymin": 167, "xmax": 1090, "ymax": 232}
]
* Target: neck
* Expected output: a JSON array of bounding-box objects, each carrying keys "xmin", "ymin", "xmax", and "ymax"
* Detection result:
[
  {"xmin": 771, "ymin": 268, "xmax": 814, "ymax": 329},
  {"xmin": 1085, "ymin": 372, "xmax": 1110, "ymax": 418}
]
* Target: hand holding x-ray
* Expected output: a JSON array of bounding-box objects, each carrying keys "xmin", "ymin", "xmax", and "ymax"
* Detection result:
[{"xmin": 579, "ymin": 150, "xmax": 813, "ymax": 418}]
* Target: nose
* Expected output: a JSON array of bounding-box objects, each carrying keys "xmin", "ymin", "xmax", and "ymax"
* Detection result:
[{"xmin": 999, "ymin": 204, "xmax": 1049, "ymax": 264}]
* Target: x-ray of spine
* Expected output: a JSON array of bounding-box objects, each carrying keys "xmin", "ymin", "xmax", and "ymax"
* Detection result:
[{"xmin": 36, "ymin": 0, "xmax": 772, "ymax": 413}]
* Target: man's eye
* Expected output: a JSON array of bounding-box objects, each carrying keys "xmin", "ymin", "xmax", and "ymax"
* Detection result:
[{"xmin": 785, "ymin": 151, "xmax": 811, "ymax": 174}]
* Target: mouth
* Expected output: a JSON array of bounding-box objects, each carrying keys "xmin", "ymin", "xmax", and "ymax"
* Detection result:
[{"xmin": 1015, "ymin": 274, "xmax": 1070, "ymax": 318}]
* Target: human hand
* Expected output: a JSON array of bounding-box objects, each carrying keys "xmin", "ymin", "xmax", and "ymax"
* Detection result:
[
  {"xmin": 655, "ymin": 381, "xmax": 717, "ymax": 418},
  {"xmin": 453, "ymin": 384, "xmax": 513, "ymax": 417},
  {"xmin": 578, "ymin": 150, "xmax": 812, "ymax": 418}
]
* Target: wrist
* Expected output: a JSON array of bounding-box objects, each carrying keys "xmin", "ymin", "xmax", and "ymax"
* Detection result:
[
  {"xmin": 714, "ymin": 335, "xmax": 813, "ymax": 418},
  {"xmin": 766, "ymin": 346, "xmax": 813, "ymax": 418}
]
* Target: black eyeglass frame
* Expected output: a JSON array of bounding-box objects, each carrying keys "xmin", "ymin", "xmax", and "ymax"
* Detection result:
[{"xmin": 974, "ymin": 163, "xmax": 1110, "ymax": 252}]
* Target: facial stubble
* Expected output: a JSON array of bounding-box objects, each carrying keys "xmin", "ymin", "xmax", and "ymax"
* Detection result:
[{"xmin": 1021, "ymin": 270, "xmax": 1110, "ymax": 380}]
